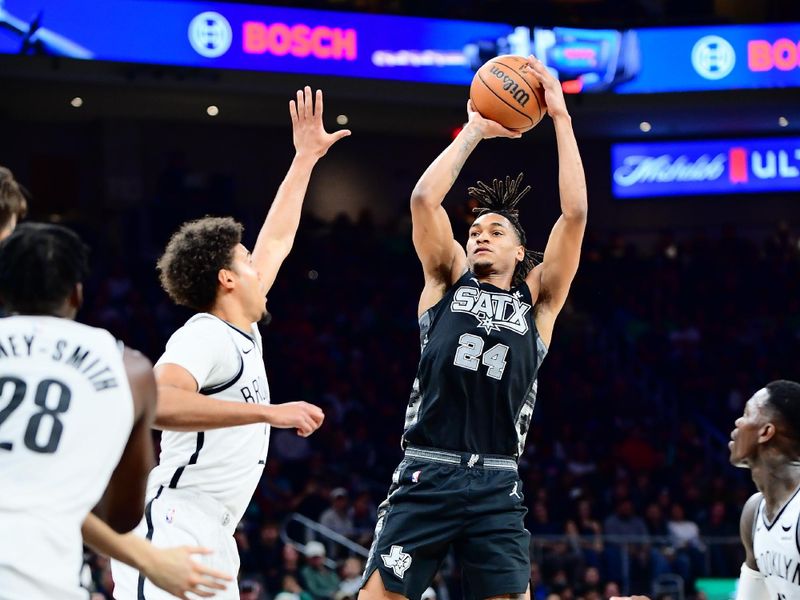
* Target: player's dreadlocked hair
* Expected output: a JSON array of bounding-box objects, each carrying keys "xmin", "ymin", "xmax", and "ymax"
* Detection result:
[{"xmin": 469, "ymin": 173, "xmax": 542, "ymax": 286}]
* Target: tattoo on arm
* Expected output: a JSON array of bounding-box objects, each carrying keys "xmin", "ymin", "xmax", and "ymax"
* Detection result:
[{"xmin": 450, "ymin": 128, "xmax": 482, "ymax": 186}]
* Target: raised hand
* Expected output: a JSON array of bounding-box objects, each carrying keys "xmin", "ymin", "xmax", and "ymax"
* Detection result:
[
  {"xmin": 290, "ymin": 86, "xmax": 351, "ymax": 159},
  {"xmin": 466, "ymin": 99, "xmax": 523, "ymax": 140},
  {"xmin": 140, "ymin": 546, "xmax": 232, "ymax": 600},
  {"xmin": 526, "ymin": 55, "xmax": 569, "ymax": 119}
]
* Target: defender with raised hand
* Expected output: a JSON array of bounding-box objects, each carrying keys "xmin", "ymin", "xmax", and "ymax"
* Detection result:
[
  {"xmin": 359, "ymin": 55, "xmax": 587, "ymax": 600},
  {"xmin": 111, "ymin": 87, "xmax": 349, "ymax": 600}
]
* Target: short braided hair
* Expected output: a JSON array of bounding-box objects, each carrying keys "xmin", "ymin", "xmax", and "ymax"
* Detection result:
[{"xmin": 469, "ymin": 173, "xmax": 542, "ymax": 286}]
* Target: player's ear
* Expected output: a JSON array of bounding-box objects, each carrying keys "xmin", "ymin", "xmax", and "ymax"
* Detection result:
[
  {"xmin": 218, "ymin": 268, "xmax": 235, "ymax": 290},
  {"xmin": 69, "ymin": 282, "xmax": 83, "ymax": 312},
  {"xmin": 759, "ymin": 422, "xmax": 776, "ymax": 444},
  {"xmin": 516, "ymin": 245, "xmax": 525, "ymax": 262}
]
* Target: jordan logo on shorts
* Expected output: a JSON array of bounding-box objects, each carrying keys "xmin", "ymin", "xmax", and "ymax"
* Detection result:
[
  {"xmin": 509, "ymin": 482, "xmax": 522, "ymax": 499},
  {"xmin": 381, "ymin": 545, "xmax": 412, "ymax": 579}
]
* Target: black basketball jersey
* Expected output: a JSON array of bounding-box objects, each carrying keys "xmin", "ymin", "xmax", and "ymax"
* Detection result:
[{"xmin": 402, "ymin": 271, "xmax": 547, "ymax": 457}]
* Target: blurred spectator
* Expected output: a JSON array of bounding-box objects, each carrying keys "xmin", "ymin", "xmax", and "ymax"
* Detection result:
[
  {"xmin": 337, "ymin": 557, "xmax": 364, "ymax": 598},
  {"xmin": 300, "ymin": 541, "xmax": 341, "ymax": 600},
  {"xmin": 320, "ymin": 488, "xmax": 355, "ymax": 541}
]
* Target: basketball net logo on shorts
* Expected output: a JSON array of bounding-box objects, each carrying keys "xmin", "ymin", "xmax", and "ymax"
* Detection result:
[
  {"xmin": 450, "ymin": 286, "xmax": 530, "ymax": 335},
  {"xmin": 188, "ymin": 11, "xmax": 233, "ymax": 58},
  {"xmin": 381, "ymin": 545, "xmax": 412, "ymax": 579}
]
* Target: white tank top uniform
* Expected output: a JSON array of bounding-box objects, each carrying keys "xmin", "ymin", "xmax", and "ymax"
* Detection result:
[
  {"xmin": 0, "ymin": 316, "xmax": 134, "ymax": 600},
  {"xmin": 753, "ymin": 486, "xmax": 800, "ymax": 598},
  {"xmin": 111, "ymin": 314, "xmax": 270, "ymax": 600}
]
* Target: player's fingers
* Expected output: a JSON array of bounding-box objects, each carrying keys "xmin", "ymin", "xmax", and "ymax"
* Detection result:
[
  {"xmin": 297, "ymin": 89, "xmax": 305, "ymax": 119},
  {"xmin": 330, "ymin": 129, "xmax": 351, "ymax": 143},
  {"xmin": 304, "ymin": 85, "xmax": 313, "ymax": 120},
  {"xmin": 314, "ymin": 88, "xmax": 323, "ymax": 119},
  {"xmin": 289, "ymin": 100, "xmax": 298, "ymax": 124},
  {"xmin": 191, "ymin": 589, "xmax": 215, "ymax": 598},
  {"xmin": 184, "ymin": 546, "xmax": 213, "ymax": 555},
  {"xmin": 466, "ymin": 99, "xmax": 474, "ymax": 114},
  {"xmin": 194, "ymin": 564, "xmax": 233, "ymax": 581},
  {"xmin": 197, "ymin": 576, "xmax": 229, "ymax": 590}
]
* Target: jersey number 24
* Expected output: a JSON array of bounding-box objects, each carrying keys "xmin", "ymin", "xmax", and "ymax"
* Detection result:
[{"xmin": 453, "ymin": 333, "xmax": 509, "ymax": 380}]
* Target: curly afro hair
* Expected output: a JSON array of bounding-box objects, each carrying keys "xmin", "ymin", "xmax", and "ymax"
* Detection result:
[
  {"xmin": 469, "ymin": 173, "xmax": 542, "ymax": 286},
  {"xmin": 157, "ymin": 216, "xmax": 243, "ymax": 312}
]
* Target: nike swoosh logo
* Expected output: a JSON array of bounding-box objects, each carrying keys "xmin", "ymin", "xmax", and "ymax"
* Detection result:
[
  {"xmin": 243, "ymin": 347, "xmax": 253, "ymax": 354},
  {"xmin": 782, "ymin": 524, "xmax": 792, "ymax": 532}
]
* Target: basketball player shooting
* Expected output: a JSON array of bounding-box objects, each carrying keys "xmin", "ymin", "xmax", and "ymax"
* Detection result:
[
  {"xmin": 359, "ymin": 55, "xmax": 587, "ymax": 600},
  {"xmin": 613, "ymin": 380, "xmax": 800, "ymax": 600},
  {"xmin": 111, "ymin": 86, "xmax": 348, "ymax": 600}
]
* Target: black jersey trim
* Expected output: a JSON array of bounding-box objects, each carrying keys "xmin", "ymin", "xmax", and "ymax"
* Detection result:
[
  {"xmin": 168, "ymin": 433, "xmax": 205, "ymax": 489},
  {"xmin": 137, "ymin": 485, "xmax": 164, "ymax": 600},
  {"xmin": 199, "ymin": 355, "xmax": 244, "ymax": 396},
  {"xmin": 761, "ymin": 483, "xmax": 800, "ymax": 531}
]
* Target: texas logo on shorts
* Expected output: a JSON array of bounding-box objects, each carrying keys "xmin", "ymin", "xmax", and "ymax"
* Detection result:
[{"xmin": 381, "ymin": 545, "xmax": 412, "ymax": 578}]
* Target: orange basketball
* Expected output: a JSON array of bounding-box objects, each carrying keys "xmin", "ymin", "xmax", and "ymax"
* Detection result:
[{"xmin": 469, "ymin": 55, "xmax": 547, "ymax": 133}]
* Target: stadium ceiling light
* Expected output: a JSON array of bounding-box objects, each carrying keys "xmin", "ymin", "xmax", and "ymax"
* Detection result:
[
  {"xmin": 639, "ymin": 121, "xmax": 652, "ymax": 133},
  {"xmin": 70, "ymin": 97, "xmax": 83, "ymax": 108},
  {"xmin": 336, "ymin": 114, "xmax": 349, "ymax": 126},
  {"xmin": 207, "ymin": 105, "xmax": 220, "ymax": 117},
  {"xmin": 778, "ymin": 116, "xmax": 789, "ymax": 128}
]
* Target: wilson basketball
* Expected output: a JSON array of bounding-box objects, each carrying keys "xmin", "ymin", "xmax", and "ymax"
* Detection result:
[{"xmin": 470, "ymin": 55, "xmax": 547, "ymax": 133}]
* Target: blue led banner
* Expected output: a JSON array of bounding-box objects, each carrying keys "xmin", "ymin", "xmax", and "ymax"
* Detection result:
[
  {"xmin": 1, "ymin": 1, "xmax": 797, "ymax": 92},
  {"xmin": 0, "ymin": 0, "xmax": 528, "ymax": 84},
  {"xmin": 612, "ymin": 138, "xmax": 800, "ymax": 198},
  {"xmin": 534, "ymin": 23, "xmax": 800, "ymax": 93}
]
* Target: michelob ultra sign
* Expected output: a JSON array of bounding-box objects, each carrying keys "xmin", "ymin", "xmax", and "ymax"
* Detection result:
[{"xmin": 612, "ymin": 138, "xmax": 800, "ymax": 198}]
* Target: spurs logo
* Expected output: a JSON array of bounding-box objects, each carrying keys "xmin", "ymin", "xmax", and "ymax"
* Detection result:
[
  {"xmin": 450, "ymin": 286, "xmax": 530, "ymax": 335},
  {"xmin": 381, "ymin": 545, "xmax": 412, "ymax": 578}
]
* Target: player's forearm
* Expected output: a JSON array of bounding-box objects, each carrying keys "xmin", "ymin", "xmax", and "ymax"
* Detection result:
[
  {"xmin": 154, "ymin": 386, "xmax": 267, "ymax": 431},
  {"xmin": 552, "ymin": 114, "xmax": 588, "ymax": 220},
  {"xmin": 252, "ymin": 152, "xmax": 318, "ymax": 266},
  {"xmin": 411, "ymin": 123, "xmax": 483, "ymax": 206},
  {"xmin": 82, "ymin": 512, "xmax": 150, "ymax": 570}
]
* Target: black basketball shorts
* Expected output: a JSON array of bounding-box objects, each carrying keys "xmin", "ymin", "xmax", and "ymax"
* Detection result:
[{"xmin": 360, "ymin": 445, "xmax": 530, "ymax": 600}]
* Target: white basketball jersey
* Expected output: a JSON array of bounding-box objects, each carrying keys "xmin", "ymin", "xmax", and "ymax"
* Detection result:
[
  {"xmin": 0, "ymin": 316, "xmax": 134, "ymax": 600},
  {"xmin": 148, "ymin": 314, "xmax": 270, "ymax": 524},
  {"xmin": 753, "ymin": 487, "xmax": 800, "ymax": 597}
]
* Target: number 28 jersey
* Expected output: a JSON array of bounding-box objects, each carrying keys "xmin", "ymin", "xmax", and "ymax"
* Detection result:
[
  {"xmin": 402, "ymin": 271, "xmax": 547, "ymax": 458},
  {"xmin": 0, "ymin": 315, "xmax": 134, "ymax": 600}
]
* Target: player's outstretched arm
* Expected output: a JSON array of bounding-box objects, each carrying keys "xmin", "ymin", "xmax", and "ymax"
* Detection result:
[
  {"xmin": 525, "ymin": 55, "xmax": 587, "ymax": 346},
  {"xmin": 251, "ymin": 87, "xmax": 350, "ymax": 296},
  {"xmin": 93, "ymin": 348, "xmax": 156, "ymax": 533},
  {"xmin": 411, "ymin": 100, "xmax": 520, "ymax": 314},
  {"xmin": 82, "ymin": 513, "xmax": 232, "ymax": 599},
  {"xmin": 154, "ymin": 363, "xmax": 324, "ymax": 436}
]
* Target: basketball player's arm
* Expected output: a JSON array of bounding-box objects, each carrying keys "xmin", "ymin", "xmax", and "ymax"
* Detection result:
[
  {"xmin": 82, "ymin": 513, "xmax": 232, "ymax": 599},
  {"xmin": 411, "ymin": 100, "xmax": 519, "ymax": 314},
  {"xmin": 251, "ymin": 87, "xmax": 350, "ymax": 295},
  {"xmin": 735, "ymin": 492, "xmax": 769, "ymax": 600},
  {"xmin": 154, "ymin": 363, "xmax": 324, "ymax": 436},
  {"xmin": 525, "ymin": 56, "xmax": 587, "ymax": 347},
  {"xmin": 92, "ymin": 348, "xmax": 156, "ymax": 532}
]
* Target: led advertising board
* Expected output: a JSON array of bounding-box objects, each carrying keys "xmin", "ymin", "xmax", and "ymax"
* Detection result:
[
  {"xmin": 0, "ymin": 0, "xmax": 528, "ymax": 84},
  {"xmin": 612, "ymin": 138, "xmax": 800, "ymax": 198}
]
